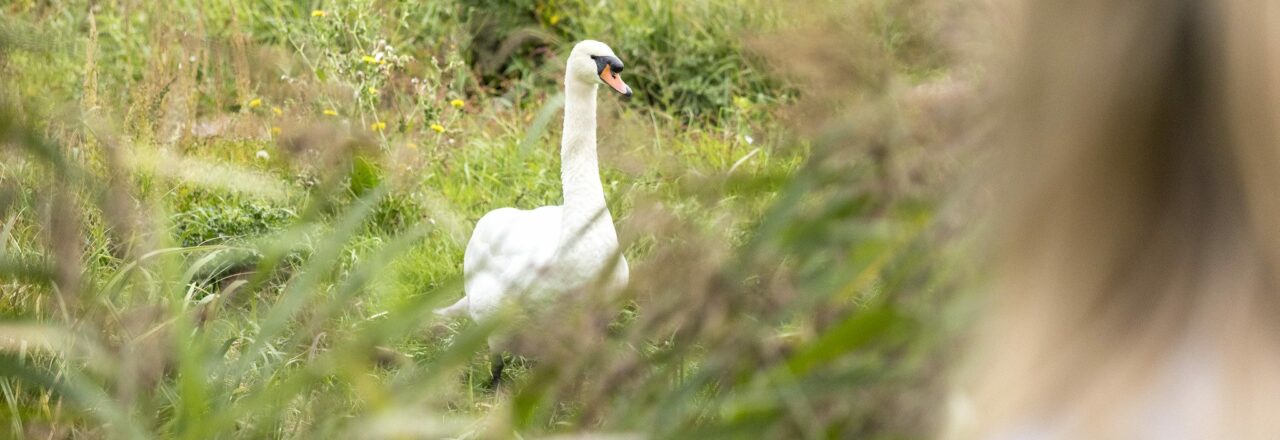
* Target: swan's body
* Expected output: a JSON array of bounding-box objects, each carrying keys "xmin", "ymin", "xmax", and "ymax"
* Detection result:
[{"xmin": 438, "ymin": 40, "xmax": 632, "ymax": 323}]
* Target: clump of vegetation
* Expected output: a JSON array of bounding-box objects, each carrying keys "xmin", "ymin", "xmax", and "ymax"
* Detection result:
[
  {"xmin": 171, "ymin": 189, "xmax": 296, "ymax": 247},
  {"xmin": 462, "ymin": 0, "xmax": 789, "ymax": 120},
  {"xmin": 0, "ymin": 0, "xmax": 970, "ymax": 438}
]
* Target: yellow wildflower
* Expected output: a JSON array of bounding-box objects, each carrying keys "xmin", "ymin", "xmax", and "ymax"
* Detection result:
[
  {"xmin": 248, "ymin": 98, "xmax": 262, "ymax": 108},
  {"xmin": 272, "ymin": 106, "xmax": 283, "ymax": 116},
  {"xmin": 430, "ymin": 123, "xmax": 445, "ymax": 133},
  {"xmin": 450, "ymin": 99, "xmax": 465, "ymax": 109},
  {"xmin": 368, "ymin": 86, "xmax": 378, "ymax": 95},
  {"xmin": 370, "ymin": 121, "xmax": 386, "ymax": 131},
  {"xmin": 311, "ymin": 10, "xmax": 326, "ymax": 17},
  {"xmin": 323, "ymin": 108, "xmax": 338, "ymax": 116},
  {"xmin": 271, "ymin": 126, "xmax": 282, "ymax": 136},
  {"xmin": 549, "ymin": 14, "xmax": 561, "ymax": 25},
  {"xmin": 362, "ymin": 55, "xmax": 377, "ymax": 64}
]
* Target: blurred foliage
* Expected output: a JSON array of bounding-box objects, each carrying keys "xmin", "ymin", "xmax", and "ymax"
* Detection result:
[{"xmin": 0, "ymin": 0, "xmax": 972, "ymax": 438}]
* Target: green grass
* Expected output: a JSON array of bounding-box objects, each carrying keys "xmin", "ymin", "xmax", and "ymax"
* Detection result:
[{"xmin": 0, "ymin": 0, "xmax": 963, "ymax": 438}]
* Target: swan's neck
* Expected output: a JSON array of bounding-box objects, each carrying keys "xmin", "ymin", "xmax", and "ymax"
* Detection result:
[{"xmin": 560, "ymin": 80, "xmax": 612, "ymax": 240}]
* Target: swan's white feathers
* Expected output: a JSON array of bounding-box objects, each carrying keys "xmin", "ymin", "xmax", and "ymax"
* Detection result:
[
  {"xmin": 441, "ymin": 40, "xmax": 630, "ymax": 325},
  {"xmin": 462, "ymin": 206, "xmax": 562, "ymax": 319}
]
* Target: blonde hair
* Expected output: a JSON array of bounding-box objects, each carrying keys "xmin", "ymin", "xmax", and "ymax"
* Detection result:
[{"xmin": 956, "ymin": 0, "xmax": 1280, "ymax": 437}]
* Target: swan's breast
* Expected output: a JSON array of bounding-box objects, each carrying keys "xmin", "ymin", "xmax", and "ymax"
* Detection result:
[{"xmin": 549, "ymin": 219, "xmax": 625, "ymax": 291}]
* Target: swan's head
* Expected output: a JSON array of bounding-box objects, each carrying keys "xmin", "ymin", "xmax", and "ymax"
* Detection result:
[{"xmin": 568, "ymin": 40, "xmax": 632, "ymax": 98}]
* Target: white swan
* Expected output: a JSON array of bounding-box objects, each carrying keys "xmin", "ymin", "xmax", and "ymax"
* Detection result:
[{"xmin": 437, "ymin": 40, "xmax": 632, "ymax": 327}]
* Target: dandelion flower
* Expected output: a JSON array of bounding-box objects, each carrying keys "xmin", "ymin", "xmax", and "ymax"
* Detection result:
[
  {"xmin": 272, "ymin": 106, "xmax": 283, "ymax": 116},
  {"xmin": 371, "ymin": 121, "xmax": 386, "ymax": 132},
  {"xmin": 256, "ymin": 150, "xmax": 270, "ymax": 161},
  {"xmin": 362, "ymin": 55, "xmax": 377, "ymax": 64},
  {"xmin": 430, "ymin": 123, "xmax": 445, "ymax": 133},
  {"xmin": 450, "ymin": 99, "xmax": 465, "ymax": 109},
  {"xmin": 368, "ymin": 86, "xmax": 378, "ymax": 95},
  {"xmin": 323, "ymin": 108, "xmax": 338, "ymax": 116},
  {"xmin": 271, "ymin": 126, "xmax": 282, "ymax": 136},
  {"xmin": 248, "ymin": 98, "xmax": 262, "ymax": 109},
  {"xmin": 311, "ymin": 10, "xmax": 326, "ymax": 17}
]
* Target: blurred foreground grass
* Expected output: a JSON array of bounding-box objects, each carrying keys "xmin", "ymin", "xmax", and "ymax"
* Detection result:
[{"xmin": 0, "ymin": 0, "xmax": 973, "ymax": 438}]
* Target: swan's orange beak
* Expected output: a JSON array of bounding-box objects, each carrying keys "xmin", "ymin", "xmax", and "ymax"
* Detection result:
[{"xmin": 600, "ymin": 64, "xmax": 632, "ymax": 98}]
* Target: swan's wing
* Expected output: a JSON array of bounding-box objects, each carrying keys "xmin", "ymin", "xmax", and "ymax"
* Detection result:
[
  {"xmin": 466, "ymin": 206, "xmax": 561, "ymax": 271},
  {"xmin": 463, "ymin": 206, "xmax": 561, "ymax": 316}
]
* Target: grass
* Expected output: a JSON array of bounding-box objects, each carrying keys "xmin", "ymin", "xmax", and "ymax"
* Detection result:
[{"xmin": 0, "ymin": 0, "xmax": 967, "ymax": 438}]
